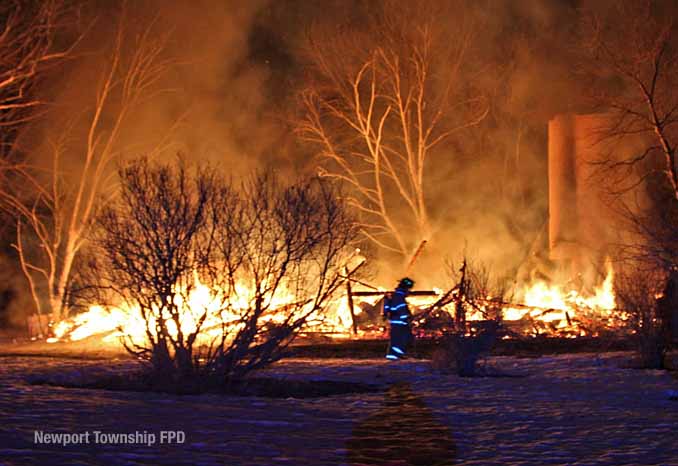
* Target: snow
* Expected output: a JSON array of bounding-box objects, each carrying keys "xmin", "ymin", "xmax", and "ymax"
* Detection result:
[{"xmin": 0, "ymin": 352, "xmax": 676, "ymax": 465}]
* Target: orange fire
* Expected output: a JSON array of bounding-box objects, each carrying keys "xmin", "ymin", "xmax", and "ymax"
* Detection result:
[
  {"xmin": 47, "ymin": 262, "xmax": 622, "ymax": 345},
  {"xmin": 47, "ymin": 275, "xmax": 354, "ymax": 346},
  {"xmin": 502, "ymin": 260, "xmax": 620, "ymax": 336}
]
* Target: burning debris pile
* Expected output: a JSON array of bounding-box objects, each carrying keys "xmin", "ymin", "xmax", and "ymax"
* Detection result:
[
  {"xmin": 501, "ymin": 264, "xmax": 621, "ymax": 337},
  {"xmin": 47, "ymin": 275, "xmax": 358, "ymax": 345},
  {"xmin": 348, "ymin": 260, "xmax": 622, "ymax": 339},
  {"xmin": 45, "ymin": 257, "xmax": 624, "ymax": 346},
  {"xmin": 47, "ymin": 278, "xmax": 348, "ymax": 343}
]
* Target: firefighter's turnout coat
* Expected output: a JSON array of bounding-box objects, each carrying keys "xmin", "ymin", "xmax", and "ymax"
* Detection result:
[{"xmin": 384, "ymin": 288, "xmax": 412, "ymax": 359}]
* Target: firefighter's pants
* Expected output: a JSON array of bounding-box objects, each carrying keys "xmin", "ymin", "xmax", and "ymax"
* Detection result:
[{"xmin": 386, "ymin": 324, "xmax": 412, "ymax": 359}]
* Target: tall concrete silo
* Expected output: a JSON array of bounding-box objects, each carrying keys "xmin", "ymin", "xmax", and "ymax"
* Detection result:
[
  {"xmin": 547, "ymin": 114, "xmax": 579, "ymax": 262},
  {"xmin": 547, "ymin": 113, "xmax": 638, "ymax": 277}
]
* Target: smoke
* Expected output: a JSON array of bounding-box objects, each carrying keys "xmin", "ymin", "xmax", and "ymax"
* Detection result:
[
  {"xmin": 13, "ymin": 0, "xmax": 604, "ymax": 290},
  {"xmin": 147, "ymin": 0, "xmax": 285, "ymax": 171},
  {"xmin": 279, "ymin": 0, "xmax": 586, "ymax": 287},
  {"xmin": 412, "ymin": 0, "xmax": 601, "ymax": 287},
  {"xmin": 18, "ymin": 0, "xmax": 288, "ymax": 179}
]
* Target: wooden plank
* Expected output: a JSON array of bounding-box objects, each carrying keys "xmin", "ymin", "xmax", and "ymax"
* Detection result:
[
  {"xmin": 351, "ymin": 290, "xmax": 439, "ymax": 297},
  {"xmin": 344, "ymin": 267, "xmax": 358, "ymax": 335}
]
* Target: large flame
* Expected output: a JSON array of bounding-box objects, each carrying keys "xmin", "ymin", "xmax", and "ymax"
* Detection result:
[
  {"xmin": 48, "ymin": 276, "xmax": 354, "ymax": 346},
  {"xmin": 47, "ymin": 261, "xmax": 622, "ymax": 345},
  {"xmin": 503, "ymin": 260, "xmax": 619, "ymax": 335}
]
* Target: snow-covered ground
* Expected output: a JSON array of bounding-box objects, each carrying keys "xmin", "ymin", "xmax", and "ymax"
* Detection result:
[{"xmin": 0, "ymin": 353, "xmax": 676, "ymax": 465}]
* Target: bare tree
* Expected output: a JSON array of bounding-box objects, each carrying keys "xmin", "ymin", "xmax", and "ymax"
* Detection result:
[
  {"xmin": 581, "ymin": 2, "xmax": 678, "ymax": 333},
  {"xmin": 0, "ymin": 9, "xmax": 172, "ymax": 323},
  {"xmin": 0, "ymin": 0, "xmax": 76, "ymax": 164},
  {"xmin": 0, "ymin": 0, "xmax": 78, "ymax": 248},
  {"xmin": 93, "ymin": 159, "xmax": 360, "ymax": 381},
  {"xmin": 582, "ymin": 1, "xmax": 678, "ymax": 198},
  {"xmin": 298, "ymin": 1, "xmax": 488, "ymax": 258}
]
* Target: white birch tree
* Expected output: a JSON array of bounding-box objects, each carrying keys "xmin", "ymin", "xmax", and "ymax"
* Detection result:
[
  {"xmin": 1, "ymin": 9, "xmax": 172, "ymax": 322},
  {"xmin": 298, "ymin": 1, "xmax": 488, "ymax": 258}
]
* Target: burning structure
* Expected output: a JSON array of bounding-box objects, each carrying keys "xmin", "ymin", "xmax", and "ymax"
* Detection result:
[
  {"xmin": 10, "ymin": 0, "xmax": 678, "ymax": 352},
  {"xmin": 28, "ymin": 113, "xmax": 636, "ymax": 346}
]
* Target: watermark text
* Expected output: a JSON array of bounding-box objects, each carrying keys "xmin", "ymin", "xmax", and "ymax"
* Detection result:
[{"xmin": 34, "ymin": 430, "xmax": 185, "ymax": 447}]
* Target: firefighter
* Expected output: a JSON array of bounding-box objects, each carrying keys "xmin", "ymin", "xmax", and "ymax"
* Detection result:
[{"xmin": 384, "ymin": 277, "xmax": 415, "ymax": 360}]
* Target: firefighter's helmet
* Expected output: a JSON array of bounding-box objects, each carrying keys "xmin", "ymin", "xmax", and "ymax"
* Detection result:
[{"xmin": 398, "ymin": 277, "xmax": 415, "ymax": 290}]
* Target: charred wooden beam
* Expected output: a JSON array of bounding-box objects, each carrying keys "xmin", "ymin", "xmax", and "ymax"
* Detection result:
[
  {"xmin": 351, "ymin": 290, "xmax": 439, "ymax": 297},
  {"xmin": 340, "ymin": 260, "xmax": 367, "ymax": 335},
  {"xmin": 344, "ymin": 266, "xmax": 358, "ymax": 335}
]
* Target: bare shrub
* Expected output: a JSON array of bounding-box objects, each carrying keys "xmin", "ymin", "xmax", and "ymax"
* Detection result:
[
  {"xmin": 92, "ymin": 158, "xmax": 359, "ymax": 382},
  {"xmin": 431, "ymin": 322, "xmax": 500, "ymax": 377},
  {"xmin": 616, "ymin": 267, "xmax": 669, "ymax": 369},
  {"xmin": 92, "ymin": 158, "xmax": 220, "ymax": 379},
  {"xmin": 430, "ymin": 258, "xmax": 506, "ymax": 376},
  {"xmin": 206, "ymin": 172, "xmax": 359, "ymax": 378}
]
